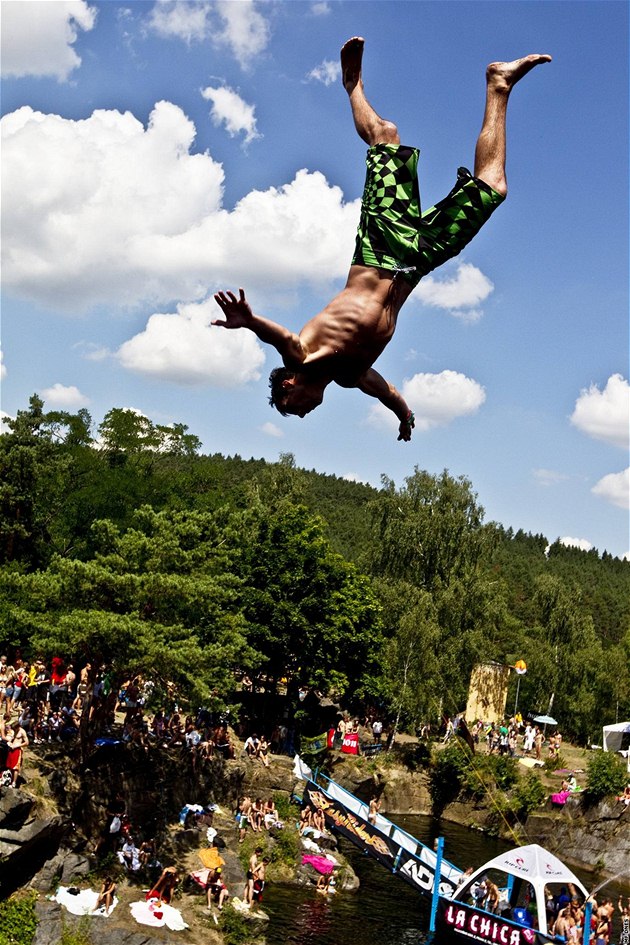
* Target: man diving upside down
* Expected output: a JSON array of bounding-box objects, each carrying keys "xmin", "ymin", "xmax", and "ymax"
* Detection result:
[{"xmin": 213, "ymin": 38, "xmax": 551, "ymax": 441}]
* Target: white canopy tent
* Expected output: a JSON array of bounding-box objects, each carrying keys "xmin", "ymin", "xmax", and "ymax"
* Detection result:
[
  {"xmin": 453, "ymin": 843, "xmax": 589, "ymax": 936},
  {"xmin": 602, "ymin": 721, "xmax": 630, "ymax": 753}
]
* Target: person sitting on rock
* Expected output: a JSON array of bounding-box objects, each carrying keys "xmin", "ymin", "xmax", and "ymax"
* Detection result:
[
  {"xmin": 244, "ymin": 732, "xmax": 260, "ymax": 757},
  {"xmin": 257, "ymin": 734, "xmax": 270, "ymax": 767},
  {"xmin": 263, "ymin": 797, "xmax": 279, "ymax": 830},
  {"xmin": 93, "ymin": 876, "xmax": 117, "ymax": 914}
]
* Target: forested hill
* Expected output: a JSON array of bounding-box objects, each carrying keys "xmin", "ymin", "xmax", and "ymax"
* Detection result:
[{"xmin": 1, "ymin": 398, "xmax": 628, "ymax": 746}]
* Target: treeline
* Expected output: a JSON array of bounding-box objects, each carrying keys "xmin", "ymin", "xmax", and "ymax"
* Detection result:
[{"xmin": 1, "ymin": 396, "xmax": 628, "ymax": 745}]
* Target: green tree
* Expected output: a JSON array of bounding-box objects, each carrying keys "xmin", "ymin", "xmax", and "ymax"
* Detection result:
[
  {"xmin": 231, "ymin": 496, "xmax": 383, "ymax": 698},
  {"xmin": 2, "ymin": 506, "xmax": 256, "ymax": 732}
]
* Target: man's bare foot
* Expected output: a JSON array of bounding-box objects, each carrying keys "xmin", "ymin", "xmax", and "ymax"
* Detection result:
[
  {"xmin": 341, "ymin": 36, "xmax": 364, "ymax": 93},
  {"xmin": 487, "ymin": 54, "xmax": 552, "ymax": 92}
]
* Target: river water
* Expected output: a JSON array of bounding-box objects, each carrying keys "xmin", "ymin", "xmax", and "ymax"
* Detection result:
[{"xmin": 263, "ymin": 815, "xmax": 630, "ymax": 945}]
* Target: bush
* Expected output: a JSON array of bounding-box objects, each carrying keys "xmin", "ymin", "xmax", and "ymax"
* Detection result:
[
  {"xmin": 585, "ymin": 750, "xmax": 627, "ymax": 801},
  {"xmin": 272, "ymin": 791, "xmax": 299, "ymax": 822},
  {"xmin": 512, "ymin": 773, "xmax": 547, "ymax": 817},
  {"xmin": 430, "ymin": 743, "xmax": 471, "ymax": 809},
  {"xmin": 0, "ymin": 891, "xmax": 38, "ymax": 945},
  {"xmin": 543, "ymin": 753, "xmax": 567, "ymax": 773},
  {"xmin": 269, "ymin": 823, "xmax": 301, "ymax": 868},
  {"xmin": 219, "ymin": 906, "xmax": 253, "ymax": 945}
]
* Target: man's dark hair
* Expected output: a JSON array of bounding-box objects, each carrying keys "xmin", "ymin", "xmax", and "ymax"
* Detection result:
[{"xmin": 268, "ymin": 367, "xmax": 294, "ymax": 415}]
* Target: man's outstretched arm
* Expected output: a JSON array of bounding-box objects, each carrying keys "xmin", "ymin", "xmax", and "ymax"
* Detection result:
[
  {"xmin": 213, "ymin": 289, "xmax": 304, "ymax": 365},
  {"xmin": 357, "ymin": 368, "xmax": 415, "ymax": 441}
]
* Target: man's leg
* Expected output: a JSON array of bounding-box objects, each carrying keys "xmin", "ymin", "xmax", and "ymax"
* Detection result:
[
  {"xmin": 341, "ymin": 37, "xmax": 399, "ymax": 146},
  {"xmin": 474, "ymin": 54, "xmax": 552, "ymax": 196}
]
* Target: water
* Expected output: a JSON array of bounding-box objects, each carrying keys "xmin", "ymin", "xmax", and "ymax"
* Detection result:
[{"xmin": 263, "ymin": 815, "xmax": 630, "ymax": 945}]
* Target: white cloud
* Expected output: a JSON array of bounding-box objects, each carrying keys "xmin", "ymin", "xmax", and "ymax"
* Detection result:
[
  {"xmin": 0, "ymin": 412, "xmax": 14, "ymax": 435},
  {"xmin": 306, "ymin": 60, "xmax": 339, "ymax": 86},
  {"xmin": 260, "ymin": 421, "xmax": 283, "ymax": 438},
  {"xmin": 116, "ymin": 298, "xmax": 265, "ymax": 387},
  {"xmin": 343, "ymin": 472, "xmax": 367, "ymax": 483},
  {"xmin": 74, "ymin": 341, "xmax": 110, "ymax": 362},
  {"xmin": 533, "ymin": 468, "xmax": 570, "ymax": 487},
  {"xmin": 1, "ymin": 0, "xmax": 97, "ymax": 81},
  {"xmin": 310, "ymin": 2, "xmax": 331, "ymax": 14},
  {"xmin": 147, "ymin": 1, "xmax": 270, "ymax": 68},
  {"xmin": 558, "ymin": 536, "xmax": 593, "ymax": 552},
  {"xmin": 215, "ymin": 0, "xmax": 270, "ymax": 67},
  {"xmin": 591, "ymin": 468, "xmax": 630, "ymax": 511},
  {"xmin": 570, "ymin": 374, "xmax": 630, "ymax": 450},
  {"xmin": 201, "ymin": 85, "xmax": 260, "ymax": 145},
  {"xmin": 2, "ymin": 103, "xmax": 358, "ymax": 312},
  {"xmin": 0, "ymin": 351, "xmax": 6, "ymax": 381},
  {"xmin": 147, "ymin": 0, "xmax": 210, "ymax": 43},
  {"xmin": 414, "ymin": 262, "xmax": 494, "ymax": 321},
  {"xmin": 368, "ymin": 370, "xmax": 486, "ymax": 433},
  {"xmin": 40, "ymin": 383, "xmax": 90, "ymax": 409}
]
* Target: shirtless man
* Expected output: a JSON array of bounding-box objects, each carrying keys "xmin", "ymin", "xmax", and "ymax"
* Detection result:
[
  {"xmin": 2, "ymin": 718, "xmax": 29, "ymax": 785},
  {"xmin": 213, "ymin": 38, "xmax": 551, "ymax": 439}
]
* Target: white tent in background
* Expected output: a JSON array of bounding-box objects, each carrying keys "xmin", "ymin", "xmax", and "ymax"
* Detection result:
[
  {"xmin": 603, "ymin": 721, "xmax": 630, "ymax": 771},
  {"xmin": 602, "ymin": 721, "xmax": 630, "ymax": 753}
]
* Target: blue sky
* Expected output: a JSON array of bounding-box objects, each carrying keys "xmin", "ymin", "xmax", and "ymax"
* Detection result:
[{"xmin": 1, "ymin": 0, "xmax": 628, "ymax": 558}]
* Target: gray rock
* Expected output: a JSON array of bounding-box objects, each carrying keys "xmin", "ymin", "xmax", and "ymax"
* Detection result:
[
  {"xmin": 60, "ymin": 852, "xmax": 92, "ymax": 883},
  {"xmin": 30, "ymin": 854, "xmax": 65, "ymax": 892},
  {"xmin": 0, "ymin": 786, "xmax": 34, "ymax": 826}
]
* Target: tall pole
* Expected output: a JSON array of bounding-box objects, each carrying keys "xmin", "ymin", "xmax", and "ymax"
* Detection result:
[{"xmin": 514, "ymin": 675, "xmax": 522, "ymax": 716}]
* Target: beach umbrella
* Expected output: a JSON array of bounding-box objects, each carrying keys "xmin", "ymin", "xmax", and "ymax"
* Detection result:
[{"xmin": 533, "ymin": 714, "xmax": 557, "ymax": 735}]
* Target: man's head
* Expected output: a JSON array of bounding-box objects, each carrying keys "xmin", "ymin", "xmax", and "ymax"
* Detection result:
[{"xmin": 268, "ymin": 368, "xmax": 325, "ymax": 418}]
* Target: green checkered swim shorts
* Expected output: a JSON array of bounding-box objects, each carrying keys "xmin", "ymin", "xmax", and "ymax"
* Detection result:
[{"xmin": 351, "ymin": 144, "xmax": 505, "ymax": 288}]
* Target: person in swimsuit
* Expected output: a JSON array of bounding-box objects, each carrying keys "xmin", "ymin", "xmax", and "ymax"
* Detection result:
[{"xmin": 213, "ymin": 37, "xmax": 551, "ymax": 440}]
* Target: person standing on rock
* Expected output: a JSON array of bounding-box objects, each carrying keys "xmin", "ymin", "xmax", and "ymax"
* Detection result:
[
  {"xmin": 245, "ymin": 846, "xmax": 263, "ymax": 906},
  {"xmin": 1, "ymin": 718, "xmax": 28, "ymax": 785}
]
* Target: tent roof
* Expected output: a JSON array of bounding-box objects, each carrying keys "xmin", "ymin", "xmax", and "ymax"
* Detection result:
[
  {"xmin": 603, "ymin": 721, "xmax": 630, "ymax": 733},
  {"xmin": 477, "ymin": 844, "xmax": 587, "ymax": 890}
]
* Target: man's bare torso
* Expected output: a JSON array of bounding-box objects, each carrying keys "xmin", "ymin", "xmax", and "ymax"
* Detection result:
[{"xmin": 291, "ymin": 265, "xmax": 414, "ymax": 384}]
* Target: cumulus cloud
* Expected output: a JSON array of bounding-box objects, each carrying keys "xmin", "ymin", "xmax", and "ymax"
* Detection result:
[
  {"xmin": 147, "ymin": 0, "xmax": 270, "ymax": 68},
  {"xmin": 1, "ymin": 0, "xmax": 97, "ymax": 81},
  {"xmin": 306, "ymin": 60, "xmax": 339, "ymax": 86},
  {"xmin": 368, "ymin": 370, "xmax": 486, "ymax": 433},
  {"xmin": 558, "ymin": 536, "xmax": 593, "ymax": 552},
  {"xmin": 591, "ymin": 468, "xmax": 630, "ymax": 511},
  {"xmin": 414, "ymin": 263, "xmax": 494, "ymax": 321},
  {"xmin": 570, "ymin": 374, "xmax": 630, "ymax": 450},
  {"xmin": 40, "ymin": 383, "xmax": 90, "ymax": 409},
  {"xmin": 260, "ymin": 421, "xmax": 283, "ymax": 438},
  {"xmin": 0, "ymin": 351, "xmax": 6, "ymax": 381},
  {"xmin": 116, "ymin": 298, "xmax": 265, "ymax": 387},
  {"xmin": 2, "ymin": 103, "xmax": 358, "ymax": 312},
  {"xmin": 201, "ymin": 84, "xmax": 260, "ymax": 144},
  {"xmin": 310, "ymin": 2, "xmax": 331, "ymax": 14}
]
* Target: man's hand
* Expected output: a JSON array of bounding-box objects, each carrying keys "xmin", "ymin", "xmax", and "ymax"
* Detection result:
[
  {"xmin": 397, "ymin": 411, "xmax": 415, "ymax": 442},
  {"xmin": 212, "ymin": 288, "xmax": 253, "ymax": 329}
]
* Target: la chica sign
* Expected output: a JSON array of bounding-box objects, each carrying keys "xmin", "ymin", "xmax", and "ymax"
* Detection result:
[{"xmin": 440, "ymin": 902, "xmax": 545, "ymax": 945}]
